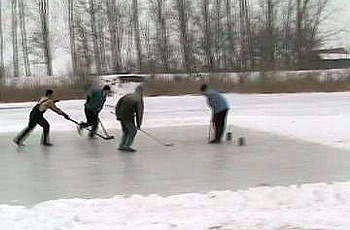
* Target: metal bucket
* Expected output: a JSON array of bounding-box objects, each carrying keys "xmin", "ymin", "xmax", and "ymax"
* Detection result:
[
  {"xmin": 226, "ymin": 132, "xmax": 232, "ymax": 141},
  {"xmin": 238, "ymin": 137, "xmax": 246, "ymax": 146}
]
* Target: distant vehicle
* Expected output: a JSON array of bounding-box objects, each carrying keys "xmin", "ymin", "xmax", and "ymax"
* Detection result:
[{"xmin": 99, "ymin": 74, "xmax": 151, "ymax": 86}]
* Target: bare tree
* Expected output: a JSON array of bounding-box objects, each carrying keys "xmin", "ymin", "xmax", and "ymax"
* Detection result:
[
  {"xmin": 74, "ymin": 8, "xmax": 92, "ymax": 74},
  {"xmin": 259, "ymin": 0, "xmax": 276, "ymax": 70},
  {"xmin": 68, "ymin": 0, "xmax": 78, "ymax": 75},
  {"xmin": 201, "ymin": 0, "xmax": 214, "ymax": 71},
  {"xmin": 149, "ymin": 0, "xmax": 170, "ymax": 71},
  {"xmin": 19, "ymin": 0, "xmax": 31, "ymax": 76},
  {"xmin": 98, "ymin": 18, "xmax": 107, "ymax": 71},
  {"xmin": 280, "ymin": 0, "xmax": 293, "ymax": 68},
  {"xmin": 11, "ymin": 0, "xmax": 19, "ymax": 77},
  {"xmin": 37, "ymin": 0, "xmax": 53, "ymax": 76},
  {"xmin": 295, "ymin": 0, "xmax": 329, "ymax": 68},
  {"xmin": 0, "ymin": 0, "xmax": 4, "ymax": 75},
  {"xmin": 106, "ymin": 0, "xmax": 122, "ymax": 72},
  {"xmin": 132, "ymin": 0, "xmax": 143, "ymax": 72},
  {"xmin": 239, "ymin": 0, "xmax": 255, "ymax": 69},
  {"xmin": 213, "ymin": 0, "xmax": 224, "ymax": 68},
  {"xmin": 88, "ymin": 0, "xmax": 102, "ymax": 74},
  {"xmin": 174, "ymin": 0, "xmax": 193, "ymax": 72},
  {"xmin": 224, "ymin": 0, "xmax": 236, "ymax": 69}
]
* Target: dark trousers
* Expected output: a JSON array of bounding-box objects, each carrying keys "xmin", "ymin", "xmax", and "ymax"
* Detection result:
[
  {"xmin": 212, "ymin": 109, "xmax": 228, "ymax": 142},
  {"xmin": 15, "ymin": 109, "xmax": 50, "ymax": 145},
  {"xmin": 119, "ymin": 119, "xmax": 137, "ymax": 148},
  {"xmin": 80, "ymin": 107, "xmax": 99, "ymax": 136}
]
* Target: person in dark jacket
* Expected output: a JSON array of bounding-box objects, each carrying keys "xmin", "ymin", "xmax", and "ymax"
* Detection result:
[
  {"xmin": 115, "ymin": 86, "xmax": 144, "ymax": 152},
  {"xmin": 200, "ymin": 84, "xmax": 230, "ymax": 144},
  {"xmin": 78, "ymin": 85, "xmax": 111, "ymax": 138},
  {"xmin": 13, "ymin": 89, "xmax": 70, "ymax": 147}
]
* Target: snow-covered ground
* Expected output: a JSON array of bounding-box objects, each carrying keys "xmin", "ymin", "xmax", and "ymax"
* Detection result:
[
  {"xmin": 2, "ymin": 91, "xmax": 350, "ymax": 149},
  {"xmin": 1, "ymin": 182, "xmax": 350, "ymax": 230},
  {"xmin": 1, "ymin": 91, "xmax": 350, "ymax": 229}
]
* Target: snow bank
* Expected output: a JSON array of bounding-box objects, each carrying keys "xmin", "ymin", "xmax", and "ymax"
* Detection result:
[{"xmin": 0, "ymin": 182, "xmax": 349, "ymax": 230}]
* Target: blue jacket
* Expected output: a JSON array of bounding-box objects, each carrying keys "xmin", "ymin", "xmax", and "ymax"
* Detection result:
[{"xmin": 203, "ymin": 88, "xmax": 230, "ymax": 114}]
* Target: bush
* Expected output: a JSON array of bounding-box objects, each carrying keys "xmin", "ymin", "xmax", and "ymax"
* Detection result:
[
  {"xmin": 0, "ymin": 83, "xmax": 86, "ymax": 103},
  {"xmin": 145, "ymin": 71, "xmax": 350, "ymax": 95}
]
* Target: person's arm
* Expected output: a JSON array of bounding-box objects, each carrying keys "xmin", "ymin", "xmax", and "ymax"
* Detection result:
[
  {"xmin": 48, "ymin": 100, "xmax": 70, "ymax": 119},
  {"xmin": 135, "ymin": 99, "xmax": 144, "ymax": 128},
  {"xmin": 97, "ymin": 95, "xmax": 107, "ymax": 113},
  {"xmin": 86, "ymin": 89, "xmax": 92, "ymax": 104},
  {"xmin": 115, "ymin": 98, "xmax": 123, "ymax": 120}
]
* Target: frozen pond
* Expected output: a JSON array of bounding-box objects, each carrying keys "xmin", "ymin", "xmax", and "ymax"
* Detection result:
[{"xmin": 1, "ymin": 125, "xmax": 350, "ymax": 207}]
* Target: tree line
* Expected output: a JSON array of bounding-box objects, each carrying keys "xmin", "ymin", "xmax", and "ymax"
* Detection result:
[{"xmin": 0, "ymin": 0, "xmax": 330, "ymax": 78}]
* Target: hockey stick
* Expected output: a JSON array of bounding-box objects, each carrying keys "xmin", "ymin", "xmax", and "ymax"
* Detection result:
[
  {"xmin": 139, "ymin": 129, "xmax": 174, "ymax": 147},
  {"xmin": 98, "ymin": 118, "xmax": 115, "ymax": 139},
  {"xmin": 109, "ymin": 111, "xmax": 173, "ymax": 146},
  {"xmin": 67, "ymin": 118, "xmax": 114, "ymax": 140}
]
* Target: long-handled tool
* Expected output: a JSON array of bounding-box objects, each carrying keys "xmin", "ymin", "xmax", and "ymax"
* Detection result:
[
  {"xmin": 139, "ymin": 129, "xmax": 174, "ymax": 147},
  {"xmin": 98, "ymin": 118, "xmax": 115, "ymax": 139},
  {"xmin": 208, "ymin": 121, "xmax": 215, "ymax": 142},
  {"xmin": 67, "ymin": 118, "xmax": 114, "ymax": 140}
]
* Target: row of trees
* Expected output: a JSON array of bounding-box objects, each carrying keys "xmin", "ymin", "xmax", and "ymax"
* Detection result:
[{"xmin": 0, "ymin": 0, "xmax": 330, "ymax": 78}]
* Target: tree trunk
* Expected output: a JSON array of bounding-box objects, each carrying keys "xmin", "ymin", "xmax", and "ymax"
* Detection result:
[
  {"xmin": 239, "ymin": 0, "xmax": 254, "ymax": 69},
  {"xmin": 264, "ymin": 0, "xmax": 275, "ymax": 70},
  {"xmin": 133, "ymin": 0, "xmax": 142, "ymax": 72},
  {"xmin": 98, "ymin": 20, "xmax": 106, "ymax": 72},
  {"xmin": 77, "ymin": 19, "xmax": 92, "ymax": 74},
  {"xmin": 225, "ymin": 0, "xmax": 235, "ymax": 68},
  {"xmin": 19, "ymin": 0, "xmax": 31, "ymax": 76},
  {"xmin": 11, "ymin": 0, "xmax": 19, "ymax": 78},
  {"xmin": 214, "ymin": 0, "xmax": 222, "ymax": 69},
  {"xmin": 39, "ymin": 0, "xmax": 53, "ymax": 76},
  {"xmin": 68, "ymin": 0, "xmax": 77, "ymax": 75},
  {"xmin": 202, "ymin": 0, "xmax": 213, "ymax": 71},
  {"xmin": 0, "ymin": 0, "xmax": 4, "ymax": 75},
  {"xmin": 106, "ymin": 0, "xmax": 121, "ymax": 72},
  {"xmin": 154, "ymin": 0, "xmax": 169, "ymax": 71},
  {"xmin": 175, "ymin": 0, "xmax": 192, "ymax": 72},
  {"xmin": 88, "ymin": 0, "xmax": 102, "ymax": 74}
]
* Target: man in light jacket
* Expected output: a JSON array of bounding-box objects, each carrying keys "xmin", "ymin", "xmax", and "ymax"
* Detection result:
[{"xmin": 200, "ymin": 84, "xmax": 230, "ymax": 144}]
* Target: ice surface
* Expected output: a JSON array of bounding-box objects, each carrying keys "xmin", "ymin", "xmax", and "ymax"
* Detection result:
[{"xmin": 1, "ymin": 92, "xmax": 350, "ymax": 229}]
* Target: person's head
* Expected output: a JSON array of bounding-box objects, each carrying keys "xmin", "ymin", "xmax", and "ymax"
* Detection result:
[
  {"xmin": 134, "ymin": 85, "xmax": 144, "ymax": 97},
  {"xmin": 45, "ymin": 89, "xmax": 54, "ymax": 98},
  {"xmin": 200, "ymin": 84, "xmax": 208, "ymax": 93},
  {"xmin": 102, "ymin": 85, "xmax": 111, "ymax": 96}
]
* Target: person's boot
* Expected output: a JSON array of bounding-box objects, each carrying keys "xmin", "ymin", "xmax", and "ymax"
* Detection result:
[
  {"xmin": 209, "ymin": 139, "xmax": 221, "ymax": 144},
  {"xmin": 124, "ymin": 147, "xmax": 136, "ymax": 152},
  {"xmin": 42, "ymin": 142, "xmax": 54, "ymax": 146},
  {"xmin": 13, "ymin": 138, "xmax": 25, "ymax": 147},
  {"xmin": 88, "ymin": 131, "xmax": 95, "ymax": 139}
]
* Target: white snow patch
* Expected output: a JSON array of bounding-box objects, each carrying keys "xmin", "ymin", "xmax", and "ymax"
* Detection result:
[{"xmin": 0, "ymin": 182, "xmax": 350, "ymax": 230}]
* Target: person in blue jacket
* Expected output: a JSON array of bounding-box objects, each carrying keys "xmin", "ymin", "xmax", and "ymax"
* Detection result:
[
  {"xmin": 200, "ymin": 84, "xmax": 230, "ymax": 144},
  {"xmin": 78, "ymin": 85, "xmax": 111, "ymax": 138}
]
